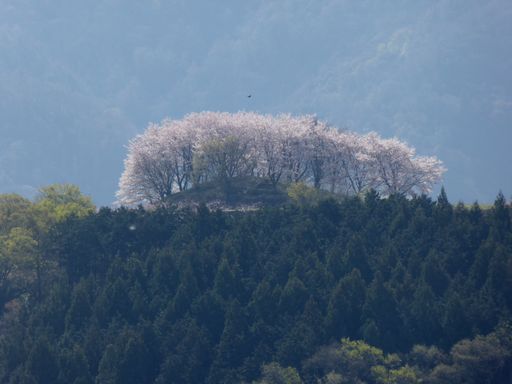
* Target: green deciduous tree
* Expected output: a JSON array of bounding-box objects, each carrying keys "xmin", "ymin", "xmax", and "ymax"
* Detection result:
[
  {"xmin": 33, "ymin": 184, "xmax": 95, "ymax": 229},
  {"xmin": 253, "ymin": 362, "xmax": 303, "ymax": 384}
]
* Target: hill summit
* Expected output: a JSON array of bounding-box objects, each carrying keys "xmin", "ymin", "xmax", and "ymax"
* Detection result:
[
  {"xmin": 167, "ymin": 176, "xmax": 290, "ymax": 210},
  {"xmin": 117, "ymin": 112, "xmax": 444, "ymax": 208}
]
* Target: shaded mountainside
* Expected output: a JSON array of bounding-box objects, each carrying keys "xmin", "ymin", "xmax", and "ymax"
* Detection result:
[
  {"xmin": 2, "ymin": 1, "xmax": 512, "ymax": 204},
  {"xmin": 0, "ymin": 190, "xmax": 511, "ymax": 383}
]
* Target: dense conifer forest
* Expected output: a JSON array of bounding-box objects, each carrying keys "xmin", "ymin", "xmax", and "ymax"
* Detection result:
[{"xmin": 0, "ymin": 186, "xmax": 511, "ymax": 383}]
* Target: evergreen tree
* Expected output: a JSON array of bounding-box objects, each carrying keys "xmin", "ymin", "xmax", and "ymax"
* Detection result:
[
  {"xmin": 65, "ymin": 278, "xmax": 93, "ymax": 332},
  {"xmin": 434, "ymin": 186, "xmax": 453, "ymax": 226},
  {"xmin": 213, "ymin": 258, "xmax": 239, "ymax": 301},
  {"xmin": 279, "ymin": 276, "xmax": 309, "ymax": 315},
  {"xmin": 361, "ymin": 272, "xmax": 404, "ymax": 350},
  {"xmin": 326, "ymin": 269, "xmax": 366, "ymax": 339},
  {"xmin": 26, "ymin": 337, "xmax": 59, "ymax": 384},
  {"xmin": 410, "ymin": 282, "xmax": 441, "ymax": 344},
  {"xmin": 489, "ymin": 192, "xmax": 511, "ymax": 241},
  {"xmin": 95, "ymin": 344, "xmax": 118, "ymax": 384},
  {"xmin": 208, "ymin": 299, "xmax": 248, "ymax": 383},
  {"xmin": 57, "ymin": 345, "xmax": 92, "ymax": 384}
]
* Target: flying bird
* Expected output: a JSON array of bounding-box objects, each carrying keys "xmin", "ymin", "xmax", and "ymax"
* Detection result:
[{"xmin": 247, "ymin": 94, "xmax": 252, "ymax": 98}]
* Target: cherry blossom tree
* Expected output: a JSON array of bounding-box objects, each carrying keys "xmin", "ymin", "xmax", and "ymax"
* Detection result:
[
  {"xmin": 117, "ymin": 125, "xmax": 175, "ymax": 206},
  {"xmin": 365, "ymin": 133, "xmax": 446, "ymax": 196},
  {"xmin": 305, "ymin": 118, "xmax": 330, "ymax": 189},
  {"xmin": 183, "ymin": 112, "xmax": 257, "ymax": 183},
  {"xmin": 116, "ymin": 111, "xmax": 446, "ymax": 206},
  {"xmin": 277, "ymin": 114, "xmax": 314, "ymax": 184},
  {"xmin": 253, "ymin": 114, "xmax": 287, "ymax": 185}
]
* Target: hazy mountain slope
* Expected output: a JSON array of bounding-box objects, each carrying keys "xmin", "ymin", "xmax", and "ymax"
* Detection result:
[{"xmin": 0, "ymin": 0, "xmax": 510, "ymax": 204}]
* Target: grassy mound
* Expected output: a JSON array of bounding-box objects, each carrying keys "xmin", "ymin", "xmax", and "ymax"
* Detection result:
[{"xmin": 167, "ymin": 176, "xmax": 290, "ymax": 210}]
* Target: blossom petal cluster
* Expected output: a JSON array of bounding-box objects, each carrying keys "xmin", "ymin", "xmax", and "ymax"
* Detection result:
[{"xmin": 117, "ymin": 112, "xmax": 445, "ymax": 206}]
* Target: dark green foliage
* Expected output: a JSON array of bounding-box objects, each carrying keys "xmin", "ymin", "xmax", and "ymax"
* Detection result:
[
  {"xmin": 208, "ymin": 299, "xmax": 248, "ymax": 383},
  {"xmin": 26, "ymin": 337, "xmax": 59, "ymax": 384},
  {"xmin": 57, "ymin": 345, "xmax": 92, "ymax": 384},
  {"xmin": 326, "ymin": 268, "xmax": 365, "ymax": 339},
  {"xmin": 0, "ymin": 191, "xmax": 511, "ymax": 383},
  {"xmin": 155, "ymin": 319, "xmax": 212, "ymax": 384},
  {"xmin": 254, "ymin": 362, "xmax": 303, "ymax": 384},
  {"xmin": 362, "ymin": 272, "xmax": 405, "ymax": 350}
]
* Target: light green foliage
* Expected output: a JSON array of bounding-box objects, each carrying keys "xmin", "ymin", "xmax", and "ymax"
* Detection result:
[
  {"xmin": 371, "ymin": 365, "xmax": 388, "ymax": 382},
  {"xmin": 388, "ymin": 366, "xmax": 418, "ymax": 384},
  {"xmin": 195, "ymin": 136, "xmax": 254, "ymax": 182},
  {"xmin": 2, "ymin": 227, "xmax": 38, "ymax": 268},
  {"xmin": 0, "ymin": 194, "xmax": 33, "ymax": 235},
  {"xmin": 0, "ymin": 195, "xmax": 40, "ymax": 299},
  {"xmin": 304, "ymin": 339, "xmax": 421, "ymax": 384},
  {"xmin": 408, "ymin": 345, "xmax": 447, "ymax": 371},
  {"xmin": 287, "ymin": 182, "xmax": 321, "ymax": 206},
  {"xmin": 339, "ymin": 338, "xmax": 385, "ymax": 368},
  {"xmin": 0, "ymin": 184, "xmax": 94, "ymax": 302},
  {"xmin": 33, "ymin": 184, "xmax": 95, "ymax": 228},
  {"xmin": 0, "ymin": 227, "xmax": 38, "ymax": 288},
  {"xmin": 318, "ymin": 372, "xmax": 344, "ymax": 384},
  {"xmin": 254, "ymin": 363, "xmax": 303, "ymax": 384},
  {"xmin": 35, "ymin": 184, "xmax": 93, "ymax": 207},
  {"xmin": 372, "ymin": 365, "xmax": 419, "ymax": 384}
]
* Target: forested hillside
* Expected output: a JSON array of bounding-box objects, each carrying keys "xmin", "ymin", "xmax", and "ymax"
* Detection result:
[{"xmin": 0, "ymin": 188, "xmax": 511, "ymax": 383}]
